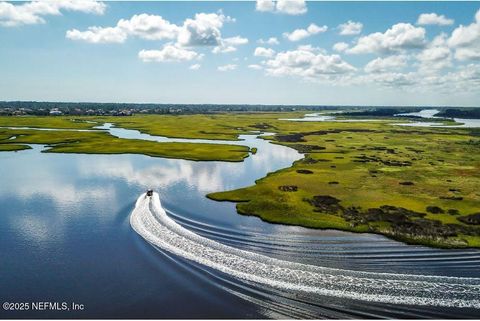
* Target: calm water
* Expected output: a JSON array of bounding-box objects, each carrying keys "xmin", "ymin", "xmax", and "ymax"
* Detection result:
[{"xmin": 1, "ymin": 125, "xmax": 479, "ymax": 318}]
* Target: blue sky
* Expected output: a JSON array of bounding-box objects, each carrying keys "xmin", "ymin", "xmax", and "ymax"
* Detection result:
[{"xmin": 0, "ymin": 0, "xmax": 479, "ymax": 106}]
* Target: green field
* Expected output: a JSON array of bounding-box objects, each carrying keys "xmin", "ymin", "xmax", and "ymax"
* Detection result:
[{"xmin": 1, "ymin": 113, "xmax": 479, "ymax": 248}]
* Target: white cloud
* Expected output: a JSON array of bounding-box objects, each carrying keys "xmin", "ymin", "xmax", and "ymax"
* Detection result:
[
  {"xmin": 189, "ymin": 63, "xmax": 201, "ymax": 70},
  {"xmin": 177, "ymin": 12, "xmax": 233, "ymax": 47},
  {"xmin": 338, "ymin": 20, "xmax": 363, "ymax": 36},
  {"xmin": 333, "ymin": 42, "xmax": 349, "ymax": 52},
  {"xmin": 364, "ymin": 55, "xmax": 408, "ymax": 73},
  {"xmin": 66, "ymin": 26, "xmax": 127, "ymax": 43},
  {"xmin": 283, "ymin": 29, "xmax": 309, "ymax": 42},
  {"xmin": 218, "ymin": 64, "xmax": 237, "ymax": 71},
  {"xmin": 255, "ymin": 0, "xmax": 275, "ymax": 12},
  {"xmin": 138, "ymin": 45, "xmax": 201, "ymax": 62},
  {"xmin": 255, "ymin": 0, "xmax": 307, "ymax": 15},
  {"xmin": 361, "ymin": 72, "xmax": 417, "ymax": 87},
  {"xmin": 212, "ymin": 36, "xmax": 248, "ymax": 54},
  {"xmin": 66, "ymin": 14, "xmax": 179, "ymax": 44},
  {"xmin": 417, "ymin": 13, "xmax": 454, "ymax": 26},
  {"xmin": 66, "ymin": 10, "xmax": 249, "ymax": 57},
  {"xmin": 448, "ymin": 63, "xmax": 480, "ymax": 84},
  {"xmin": 116, "ymin": 14, "xmax": 179, "ymax": 41},
  {"xmin": 212, "ymin": 45, "xmax": 236, "ymax": 54},
  {"xmin": 347, "ymin": 23, "xmax": 426, "ymax": 54},
  {"xmin": 264, "ymin": 46, "xmax": 356, "ymax": 80},
  {"xmin": 254, "ymin": 46, "xmax": 275, "ymax": 57},
  {"xmin": 283, "ymin": 23, "xmax": 327, "ymax": 42},
  {"xmin": 67, "ymin": 11, "xmax": 238, "ymax": 49},
  {"xmin": 448, "ymin": 9, "xmax": 480, "ymax": 61},
  {"xmin": 421, "ymin": 64, "xmax": 480, "ymax": 93},
  {"xmin": 223, "ymin": 36, "xmax": 249, "ymax": 46},
  {"xmin": 307, "ymin": 23, "xmax": 327, "ymax": 34},
  {"xmin": 47, "ymin": 0, "xmax": 105, "ymax": 15},
  {"xmin": 0, "ymin": 0, "xmax": 105, "ymax": 27},
  {"xmin": 258, "ymin": 37, "xmax": 279, "ymax": 45},
  {"xmin": 417, "ymin": 33, "xmax": 451, "ymax": 71},
  {"xmin": 248, "ymin": 64, "xmax": 263, "ymax": 70},
  {"xmin": 408, "ymin": 63, "xmax": 478, "ymax": 93},
  {"xmin": 276, "ymin": 0, "xmax": 307, "ymax": 15}
]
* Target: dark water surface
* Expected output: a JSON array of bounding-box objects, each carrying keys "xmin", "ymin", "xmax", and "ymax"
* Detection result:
[{"xmin": 0, "ymin": 126, "xmax": 479, "ymax": 319}]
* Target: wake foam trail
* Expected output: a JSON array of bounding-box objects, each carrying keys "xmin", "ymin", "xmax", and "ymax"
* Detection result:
[{"xmin": 130, "ymin": 193, "xmax": 480, "ymax": 308}]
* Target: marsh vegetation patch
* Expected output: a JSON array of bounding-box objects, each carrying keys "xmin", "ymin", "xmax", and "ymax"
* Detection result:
[{"xmin": 208, "ymin": 114, "xmax": 480, "ymax": 248}]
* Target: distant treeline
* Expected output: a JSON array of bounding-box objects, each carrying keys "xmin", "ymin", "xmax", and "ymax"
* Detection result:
[
  {"xmin": 0, "ymin": 101, "xmax": 478, "ymax": 116},
  {"xmin": 0, "ymin": 101, "xmax": 345, "ymax": 115},
  {"xmin": 341, "ymin": 108, "xmax": 421, "ymax": 117},
  {"xmin": 436, "ymin": 108, "xmax": 480, "ymax": 119}
]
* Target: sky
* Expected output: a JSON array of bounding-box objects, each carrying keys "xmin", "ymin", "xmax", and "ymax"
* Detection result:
[{"xmin": 0, "ymin": 0, "xmax": 479, "ymax": 106}]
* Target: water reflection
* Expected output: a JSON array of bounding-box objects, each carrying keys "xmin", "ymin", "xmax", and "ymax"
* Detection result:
[{"xmin": 83, "ymin": 125, "xmax": 302, "ymax": 194}]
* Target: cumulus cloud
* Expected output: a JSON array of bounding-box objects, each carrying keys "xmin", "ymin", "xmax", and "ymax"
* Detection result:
[
  {"xmin": 449, "ymin": 63, "xmax": 480, "ymax": 85},
  {"xmin": 347, "ymin": 23, "xmax": 426, "ymax": 54},
  {"xmin": 422, "ymin": 64, "xmax": 480, "ymax": 92},
  {"xmin": 66, "ymin": 26, "xmax": 126, "ymax": 43},
  {"xmin": 211, "ymin": 45, "xmax": 236, "ymax": 54},
  {"xmin": 255, "ymin": 0, "xmax": 307, "ymax": 15},
  {"xmin": 406, "ymin": 63, "xmax": 478, "ymax": 93},
  {"xmin": 258, "ymin": 37, "xmax": 279, "ymax": 45},
  {"xmin": 218, "ymin": 64, "xmax": 237, "ymax": 71},
  {"xmin": 264, "ymin": 46, "xmax": 356, "ymax": 80},
  {"xmin": 248, "ymin": 64, "xmax": 263, "ymax": 70},
  {"xmin": 417, "ymin": 13, "xmax": 454, "ymax": 26},
  {"xmin": 364, "ymin": 55, "xmax": 408, "ymax": 73},
  {"xmin": 223, "ymin": 36, "xmax": 249, "ymax": 46},
  {"xmin": 66, "ymin": 14, "xmax": 179, "ymax": 43},
  {"xmin": 138, "ymin": 45, "xmax": 201, "ymax": 62},
  {"xmin": 177, "ymin": 12, "xmax": 234, "ymax": 47},
  {"xmin": 256, "ymin": 0, "xmax": 276, "ymax": 12},
  {"xmin": 66, "ymin": 10, "xmax": 247, "ymax": 60},
  {"xmin": 0, "ymin": 0, "xmax": 105, "ymax": 27},
  {"xmin": 338, "ymin": 20, "xmax": 363, "ymax": 35},
  {"xmin": 283, "ymin": 23, "xmax": 328, "ymax": 42},
  {"xmin": 254, "ymin": 46, "xmax": 275, "ymax": 57},
  {"xmin": 448, "ymin": 9, "xmax": 480, "ymax": 61},
  {"xmin": 276, "ymin": 0, "xmax": 307, "ymax": 15},
  {"xmin": 67, "ymin": 11, "xmax": 239, "ymax": 51},
  {"xmin": 189, "ymin": 63, "xmax": 201, "ymax": 70},
  {"xmin": 361, "ymin": 72, "xmax": 417, "ymax": 87},
  {"xmin": 212, "ymin": 35, "xmax": 249, "ymax": 53},
  {"xmin": 116, "ymin": 14, "xmax": 179, "ymax": 41},
  {"xmin": 417, "ymin": 33, "xmax": 451, "ymax": 71},
  {"xmin": 333, "ymin": 42, "xmax": 349, "ymax": 52}
]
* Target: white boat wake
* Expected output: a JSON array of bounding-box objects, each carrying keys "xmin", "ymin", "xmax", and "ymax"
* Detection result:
[{"xmin": 130, "ymin": 193, "xmax": 480, "ymax": 308}]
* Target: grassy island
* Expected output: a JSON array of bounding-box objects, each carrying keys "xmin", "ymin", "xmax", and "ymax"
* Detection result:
[{"xmin": 0, "ymin": 116, "xmax": 250, "ymax": 162}]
